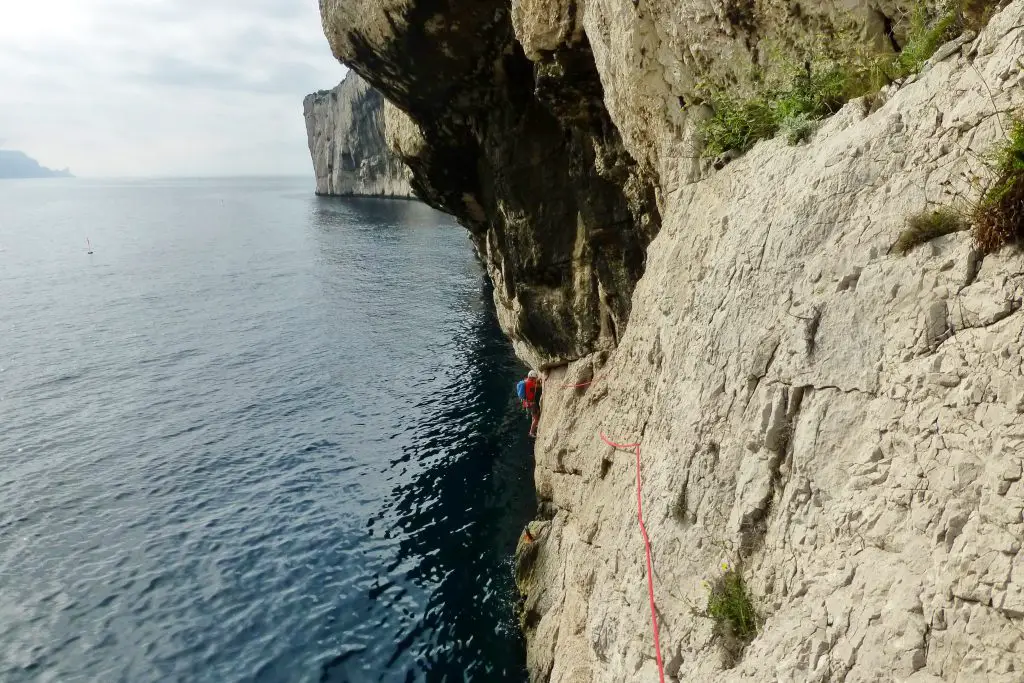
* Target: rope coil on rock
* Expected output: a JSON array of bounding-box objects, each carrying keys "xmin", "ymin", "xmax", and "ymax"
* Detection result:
[{"xmin": 598, "ymin": 432, "xmax": 665, "ymax": 683}]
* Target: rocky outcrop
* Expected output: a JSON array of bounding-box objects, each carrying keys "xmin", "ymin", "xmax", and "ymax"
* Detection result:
[
  {"xmin": 321, "ymin": 0, "xmax": 660, "ymax": 368},
  {"xmin": 303, "ymin": 72, "xmax": 413, "ymax": 197},
  {"xmin": 318, "ymin": 0, "xmax": 1024, "ymax": 680},
  {"xmin": 317, "ymin": 0, "xmax": 959, "ymax": 366}
]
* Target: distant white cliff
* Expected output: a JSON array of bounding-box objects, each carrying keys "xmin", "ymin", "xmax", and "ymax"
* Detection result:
[
  {"xmin": 0, "ymin": 150, "xmax": 72, "ymax": 179},
  {"xmin": 303, "ymin": 72, "xmax": 413, "ymax": 198}
]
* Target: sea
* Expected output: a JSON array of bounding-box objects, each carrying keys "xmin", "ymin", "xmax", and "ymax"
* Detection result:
[{"xmin": 0, "ymin": 177, "xmax": 535, "ymax": 683}]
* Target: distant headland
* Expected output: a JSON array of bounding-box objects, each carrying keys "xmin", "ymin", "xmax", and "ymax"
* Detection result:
[{"xmin": 0, "ymin": 150, "xmax": 73, "ymax": 179}]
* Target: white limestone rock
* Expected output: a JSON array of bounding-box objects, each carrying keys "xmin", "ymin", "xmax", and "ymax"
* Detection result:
[
  {"xmin": 302, "ymin": 72, "xmax": 413, "ymax": 198},
  {"xmin": 523, "ymin": 3, "xmax": 1024, "ymax": 681}
]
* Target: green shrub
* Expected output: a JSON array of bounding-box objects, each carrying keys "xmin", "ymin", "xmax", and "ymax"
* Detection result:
[
  {"xmin": 774, "ymin": 63, "xmax": 849, "ymax": 120},
  {"xmin": 700, "ymin": 95, "xmax": 778, "ymax": 159},
  {"xmin": 892, "ymin": 207, "xmax": 967, "ymax": 254},
  {"xmin": 699, "ymin": 1, "xmax": 983, "ymax": 159},
  {"xmin": 973, "ymin": 118, "xmax": 1024, "ymax": 253},
  {"xmin": 892, "ymin": 3, "xmax": 965, "ymax": 76},
  {"xmin": 700, "ymin": 64, "xmax": 848, "ymax": 156},
  {"xmin": 706, "ymin": 563, "xmax": 759, "ymax": 647},
  {"xmin": 780, "ymin": 112, "xmax": 818, "ymax": 145}
]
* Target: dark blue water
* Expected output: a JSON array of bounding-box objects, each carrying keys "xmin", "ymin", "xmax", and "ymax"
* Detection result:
[{"xmin": 0, "ymin": 177, "xmax": 534, "ymax": 683}]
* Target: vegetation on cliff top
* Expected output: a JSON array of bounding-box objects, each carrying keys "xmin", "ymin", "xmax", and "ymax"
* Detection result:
[{"xmin": 699, "ymin": 1, "xmax": 991, "ymax": 158}]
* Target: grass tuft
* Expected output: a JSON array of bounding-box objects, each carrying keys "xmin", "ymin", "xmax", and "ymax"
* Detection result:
[
  {"xmin": 705, "ymin": 562, "xmax": 759, "ymax": 664},
  {"xmin": 780, "ymin": 112, "xmax": 818, "ymax": 145},
  {"xmin": 700, "ymin": 64, "xmax": 847, "ymax": 157},
  {"xmin": 893, "ymin": 207, "xmax": 967, "ymax": 254},
  {"xmin": 699, "ymin": 96, "xmax": 777, "ymax": 159},
  {"xmin": 973, "ymin": 118, "xmax": 1024, "ymax": 253}
]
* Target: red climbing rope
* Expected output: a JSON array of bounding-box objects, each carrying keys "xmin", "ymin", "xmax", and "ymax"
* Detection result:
[
  {"xmin": 599, "ymin": 431, "xmax": 666, "ymax": 683},
  {"xmin": 556, "ymin": 373, "xmax": 598, "ymax": 389}
]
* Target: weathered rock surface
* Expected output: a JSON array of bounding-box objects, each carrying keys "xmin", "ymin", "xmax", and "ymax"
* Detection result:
[
  {"xmin": 303, "ymin": 72, "xmax": 413, "ymax": 197},
  {"xmin": 520, "ymin": 6, "xmax": 1024, "ymax": 681},
  {"xmin": 317, "ymin": 0, "xmax": 1024, "ymax": 679}
]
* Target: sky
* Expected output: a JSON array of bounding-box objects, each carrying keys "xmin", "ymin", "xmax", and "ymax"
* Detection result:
[{"xmin": 0, "ymin": 0, "xmax": 347, "ymax": 177}]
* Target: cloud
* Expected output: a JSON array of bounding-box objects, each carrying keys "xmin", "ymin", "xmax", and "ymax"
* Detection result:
[
  {"xmin": 0, "ymin": 0, "xmax": 346, "ymax": 177},
  {"xmin": 129, "ymin": 56, "xmax": 326, "ymax": 96}
]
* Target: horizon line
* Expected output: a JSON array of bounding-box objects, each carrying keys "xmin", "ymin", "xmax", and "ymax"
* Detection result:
[{"xmin": 2, "ymin": 173, "xmax": 316, "ymax": 181}]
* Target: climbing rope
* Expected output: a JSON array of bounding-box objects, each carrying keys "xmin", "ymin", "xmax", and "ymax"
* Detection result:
[
  {"xmin": 599, "ymin": 432, "xmax": 666, "ymax": 683},
  {"xmin": 541, "ymin": 368, "xmax": 663, "ymax": 679}
]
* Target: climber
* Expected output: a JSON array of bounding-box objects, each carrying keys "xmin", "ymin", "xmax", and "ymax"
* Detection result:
[{"xmin": 515, "ymin": 369, "xmax": 543, "ymax": 437}]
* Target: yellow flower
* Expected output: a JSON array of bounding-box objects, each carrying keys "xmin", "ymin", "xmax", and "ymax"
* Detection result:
[{"xmin": 721, "ymin": 561, "xmax": 730, "ymax": 572}]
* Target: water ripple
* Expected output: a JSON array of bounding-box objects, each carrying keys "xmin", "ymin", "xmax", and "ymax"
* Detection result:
[{"xmin": 0, "ymin": 179, "xmax": 534, "ymax": 683}]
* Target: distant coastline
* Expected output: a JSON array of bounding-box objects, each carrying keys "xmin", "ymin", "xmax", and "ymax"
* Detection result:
[{"xmin": 0, "ymin": 150, "xmax": 73, "ymax": 179}]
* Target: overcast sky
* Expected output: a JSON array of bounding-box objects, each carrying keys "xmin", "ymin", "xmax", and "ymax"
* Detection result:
[{"xmin": 0, "ymin": 0, "xmax": 347, "ymax": 177}]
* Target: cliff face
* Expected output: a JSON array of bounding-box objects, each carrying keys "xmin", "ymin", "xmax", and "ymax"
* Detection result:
[
  {"xmin": 521, "ymin": 8, "xmax": 1024, "ymax": 680},
  {"xmin": 321, "ymin": 0, "xmax": 660, "ymax": 368},
  {"xmin": 319, "ymin": 0, "xmax": 1024, "ymax": 681},
  {"xmin": 303, "ymin": 72, "xmax": 413, "ymax": 197}
]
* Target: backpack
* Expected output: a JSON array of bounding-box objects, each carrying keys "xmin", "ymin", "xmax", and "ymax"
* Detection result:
[{"xmin": 516, "ymin": 380, "xmax": 527, "ymax": 401}]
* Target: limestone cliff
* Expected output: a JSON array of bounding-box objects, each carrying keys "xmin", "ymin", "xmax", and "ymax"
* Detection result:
[
  {"xmin": 321, "ymin": 0, "xmax": 660, "ymax": 368},
  {"xmin": 303, "ymin": 72, "xmax": 413, "ymax": 197},
  {"xmin": 318, "ymin": 0, "xmax": 1024, "ymax": 680}
]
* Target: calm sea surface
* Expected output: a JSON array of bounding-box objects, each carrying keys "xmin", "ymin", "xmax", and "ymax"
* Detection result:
[{"xmin": 0, "ymin": 177, "xmax": 534, "ymax": 683}]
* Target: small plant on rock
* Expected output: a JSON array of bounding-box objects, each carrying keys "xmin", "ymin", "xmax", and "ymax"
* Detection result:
[
  {"xmin": 773, "ymin": 62, "xmax": 849, "ymax": 122},
  {"xmin": 973, "ymin": 118, "xmax": 1024, "ymax": 253},
  {"xmin": 704, "ymin": 561, "xmax": 759, "ymax": 664},
  {"xmin": 700, "ymin": 94, "xmax": 778, "ymax": 159},
  {"xmin": 892, "ymin": 2, "xmax": 965, "ymax": 76},
  {"xmin": 698, "ymin": 0, "xmax": 995, "ymax": 159},
  {"xmin": 892, "ymin": 207, "xmax": 967, "ymax": 254},
  {"xmin": 699, "ymin": 62, "xmax": 848, "ymax": 156},
  {"xmin": 780, "ymin": 112, "xmax": 818, "ymax": 145}
]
